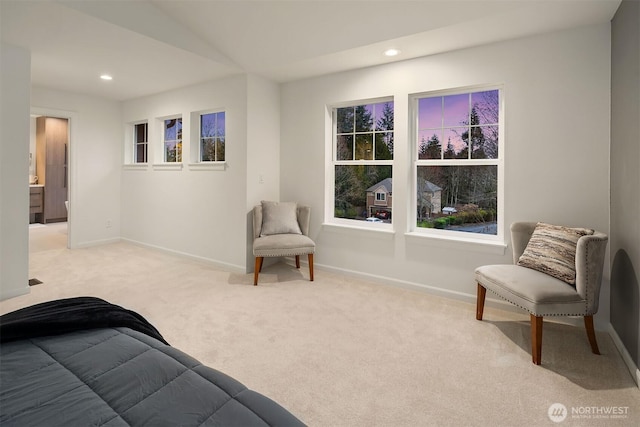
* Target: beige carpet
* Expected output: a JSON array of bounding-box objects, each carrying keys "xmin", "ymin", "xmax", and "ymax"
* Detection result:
[{"xmin": 2, "ymin": 223, "xmax": 639, "ymax": 426}]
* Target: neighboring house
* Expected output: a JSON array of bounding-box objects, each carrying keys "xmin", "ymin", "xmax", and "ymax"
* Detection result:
[
  {"xmin": 417, "ymin": 178, "xmax": 442, "ymax": 219},
  {"xmin": 366, "ymin": 178, "xmax": 442, "ymax": 220},
  {"xmin": 366, "ymin": 178, "xmax": 393, "ymax": 219}
]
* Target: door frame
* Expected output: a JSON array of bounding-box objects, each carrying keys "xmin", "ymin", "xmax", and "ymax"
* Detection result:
[{"xmin": 31, "ymin": 106, "xmax": 76, "ymax": 249}]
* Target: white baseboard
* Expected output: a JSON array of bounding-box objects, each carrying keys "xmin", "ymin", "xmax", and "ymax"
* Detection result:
[
  {"xmin": 608, "ymin": 324, "xmax": 640, "ymax": 388},
  {"xmin": 314, "ymin": 261, "xmax": 515, "ymax": 309},
  {"xmin": 72, "ymin": 237, "xmax": 121, "ymax": 249},
  {"xmin": 121, "ymin": 238, "xmax": 246, "ymax": 274}
]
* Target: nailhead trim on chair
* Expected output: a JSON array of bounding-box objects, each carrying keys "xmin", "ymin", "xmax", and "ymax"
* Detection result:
[
  {"xmin": 256, "ymin": 250, "xmax": 314, "ymax": 257},
  {"xmin": 484, "ymin": 288, "xmax": 592, "ymax": 317}
]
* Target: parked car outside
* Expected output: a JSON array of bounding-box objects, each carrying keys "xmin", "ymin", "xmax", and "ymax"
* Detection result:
[
  {"xmin": 442, "ymin": 207, "xmax": 457, "ymax": 215},
  {"xmin": 366, "ymin": 217, "xmax": 383, "ymax": 223}
]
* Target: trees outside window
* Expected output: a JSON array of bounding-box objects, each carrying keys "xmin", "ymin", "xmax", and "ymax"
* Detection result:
[
  {"xmin": 415, "ymin": 88, "xmax": 502, "ymax": 236},
  {"xmin": 200, "ymin": 112, "xmax": 225, "ymax": 162},
  {"xmin": 164, "ymin": 117, "xmax": 182, "ymax": 163},
  {"xmin": 333, "ymin": 100, "xmax": 394, "ymax": 222}
]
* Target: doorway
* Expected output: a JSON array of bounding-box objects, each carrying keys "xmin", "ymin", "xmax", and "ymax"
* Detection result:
[{"xmin": 29, "ymin": 107, "xmax": 75, "ymax": 252}]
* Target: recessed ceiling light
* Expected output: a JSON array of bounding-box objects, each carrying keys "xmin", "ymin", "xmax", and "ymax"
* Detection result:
[
  {"xmin": 100, "ymin": 74, "xmax": 113, "ymax": 81},
  {"xmin": 384, "ymin": 48, "xmax": 401, "ymax": 57}
]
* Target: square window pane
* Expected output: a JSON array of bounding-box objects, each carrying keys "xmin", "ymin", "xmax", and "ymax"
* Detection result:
[
  {"xmin": 416, "ymin": 165, "xmax": 497, "ymax": 235},
  {"xmin": 335, "ymin": 165, "xmax": 392, "ymax": 220},
  {"xmin": 201, "ymin": 137, "xmax": 215, "ymax": 161},
  {"xmin": 201, "ymin": 113, "xmax": 216, "ymax": 138},
  {"xmin": 443, "ymin": 128, "xmax": 468, "ymax": 159},
  {"xmin": 470, "ymin": 125, "xmax": 498, "ymax": 159},
  {"xmin": 418, "ymin": 130, "xmax": 442, "ymax": 159},
  {"xmin": 336, "ymin": 107, "xmax": 354, "ymax": 133},
  {"xmin": 165, "ymin": 141, "xmax": 176, "ymax": 162},
  {"xmin": 375, "ymin": 132, "xmax": 393, "ymax": 160},
  {"xmin": 135, "ymin": 144, "xmax": 146, "ymax": 163},
  {"xmin": 374, "ymin": 101, "xmax": 394, "ymax": 131},
  {"xmin": 337, "ymin": 135, "xmax": 354, "ymax": 160},
  {"xmin": 355, "ymin": 104, "xmax": 373, "ymax": 132},
  {"xmin": 355, "ymin": 134, "xmax": 373, "ymax": 160},
  {"xmin": 135, "ymin": 123, "xmax": 147, "ymax": 143},
  {"xmin": 418, "ymin": 97, "xmax": 442, "ymax": 129},
  {"xmin": 165, "ymin": 119, "xmax": 178, "ymax": 140},
  {"xmin": 216, "ymin": 138, "xmax": 225, "ymax": 161},
  {"xmin": 443, "ymin": 93, "xmax": 469, "ymax": 127},
  {"xmin": 471, "ymin": 90, "xmax": 499, "ymax": 125}
]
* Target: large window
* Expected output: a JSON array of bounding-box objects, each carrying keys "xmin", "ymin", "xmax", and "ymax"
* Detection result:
[
  {"xmin": 200, "ymin": 111, "xmax": 225, "ymax": 162},
  {"xmin": 163, "ymin": 117, "xmax": 182, "ymax": 162},
  {"xmin": 134, "ymin": 122, "xmax": 148, "ymax": 163},
  {"xmin": 414, "ymin": 87, "xmax": 502, "ymax": 238},
  {"xmin": 333, "ymin": 99, "xmax": 394, "ymax": 223}
]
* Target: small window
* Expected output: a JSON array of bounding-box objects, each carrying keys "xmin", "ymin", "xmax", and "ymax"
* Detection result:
[
  {"xmin": 164, "ymin": 117, "xmax": 182, "ymax": 163},
  {"xmin": 134, "ymin": 123, "xmax": 148, "ymax": 163},
  {"xmin": 200, "ymin": 112, "xmax": 225, "ymax": 162},
  {"xmin": 332, "ymin": 99, "xmax": 394, "ymax": 224}
]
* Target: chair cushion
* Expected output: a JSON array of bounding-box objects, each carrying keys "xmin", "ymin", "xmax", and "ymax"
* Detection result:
[
  {"xmin": 260, "ymin": 201, "xmax": 302, "ymax": 236},
  {"xmin": 516, "ymin": 222, "xmax": 593, "ymax": 285},
  {"xmin": 475, "ymin": 264, "xmax": 587, "ymax": 316},
  {"xmin": 253, "ymin": 234, "xmax": 315, "ymax": 257}
]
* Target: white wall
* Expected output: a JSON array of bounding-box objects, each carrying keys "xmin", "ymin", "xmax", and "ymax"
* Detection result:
[
  {"xmin": 0, "ymin": 43, "xmax": 31, "ymax": 300},
  {"xmin": 31, "ymin": 87, "xmax": 122, "ymax": 248},
  {"xmin": 280, "ymin": 24, "xmax": 612, "ymax": 327},
  {"xmin": 121, "ymin": 75, "xmax": 249, "ymax": 272},
  {"xmin": 246, "ymin": 74, "xmax": 281, "ymax": 271}
]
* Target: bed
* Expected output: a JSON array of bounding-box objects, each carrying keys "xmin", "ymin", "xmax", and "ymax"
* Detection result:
[{"xmin": 0, "ymin": 297, "xmax": 305, "ymax": 426}]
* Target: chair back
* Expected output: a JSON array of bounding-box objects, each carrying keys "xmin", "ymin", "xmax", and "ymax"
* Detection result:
[
  {"xmin": 252, "ymin": 204, "xmax": 311, "ymax": 239},
  {"xmin": 510, "ymin": 221, "xmax": 608, "ymax": 314}
]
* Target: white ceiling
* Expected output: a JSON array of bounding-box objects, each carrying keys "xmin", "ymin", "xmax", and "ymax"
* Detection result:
[{"xmin": 0, "ymin": 0, "xmax": 621, "ymax": 101}]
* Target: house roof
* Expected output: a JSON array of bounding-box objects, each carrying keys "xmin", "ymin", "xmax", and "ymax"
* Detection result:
[
  {"xmin": 367, "ymin": 178, "xmax": 393, "ymax": 194},
  {"xmin": 367, "ymin": 178, "xmax": 442, "ymax": 194},
  {"xmin": 0, "ymin": 1, "xmax": 621, "ymax": 101}
]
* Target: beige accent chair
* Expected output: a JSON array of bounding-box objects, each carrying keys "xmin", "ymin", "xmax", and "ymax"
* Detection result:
[
  {"xmin": 252, "ymin": 204, "xmax": 315, "ymax": 286},
  {"xmin": 475, "ymin": 222, "xmax": 608, "ymax": 365}
]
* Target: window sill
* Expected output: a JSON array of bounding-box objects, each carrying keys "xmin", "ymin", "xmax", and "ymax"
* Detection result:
[
  {"xmin": 123, "ymin": 164, "xmax": 149, "ymax": 171},
  {"xmin": 188, "ymin": 162, "xmax": 226, "ymax": 171},
  {"xmin": 152, "ymin": 163, "xmax": 183, "ymax": 171},
  {"xmin": 322, "ymin": 222, "xmax": 395, "ymax": 240},
  {"xmin": 404, "ymin": 231, "xmax": 507, "ymax": 255}
]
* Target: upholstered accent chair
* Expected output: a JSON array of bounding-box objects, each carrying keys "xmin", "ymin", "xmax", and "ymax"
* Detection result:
[
  {"xmin": 475, "ymin": 222, "xmax": 608, "ymax": 365},
  {"xmin": 252, "ymin": 202, "xmax": 315, "ymax": 286}
]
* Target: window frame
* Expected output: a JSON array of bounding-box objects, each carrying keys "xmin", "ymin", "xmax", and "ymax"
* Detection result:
[
  {"xmin": 162, "ymin": 115, "xmax": 183, "ymax": 163},
  {"xmin": 199, "ymin": 110, "xmax": 226, "ymax": 163},
  {"xmin": 133, "ymin": 122, "xmax": 148, "ymax": 164},
  {"xmin": 410, "ymin": 85, "xmax": 505, "ymax": 244},
  {"xmin": 327, "ymin": 97, "xmax": 395, "ymax": 229}
]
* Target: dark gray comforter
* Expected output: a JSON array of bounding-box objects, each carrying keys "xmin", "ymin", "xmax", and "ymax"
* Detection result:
[{"xmin": 0, "ymin": 298, "xmax": 304, "ymax": 426}]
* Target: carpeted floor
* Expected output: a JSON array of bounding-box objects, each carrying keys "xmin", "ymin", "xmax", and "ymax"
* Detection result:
[{"xmin": 1, "ymin": 223, "xmax": 639, "ymax": 426}]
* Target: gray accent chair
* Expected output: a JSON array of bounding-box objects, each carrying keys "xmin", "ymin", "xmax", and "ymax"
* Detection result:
[
  {"xmin": 475, "ymin": 222, "xmax": 608, "ymax": 365},
  {"xmin": 252, "ymin": 205, "xmax": 315, "ymax": 286}
]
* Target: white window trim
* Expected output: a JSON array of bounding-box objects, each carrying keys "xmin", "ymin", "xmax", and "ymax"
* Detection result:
[
  {"xmin": 124, "ymin": 120, "xmax": 149, "ymax": 165},
  {"xmin": 325, "ymin": 97, "xmax": 395, "ymax": 231},
  {"xmin": 188, "ymin": 109, "xmax": 227, "ymax": 169},
  {"xmin": 409, "ymin": 84, "xmax": 505, "ymax": 245},
  {"xmin": 159, "ymin": 115, "xmax": 183, "ymax": 164}
]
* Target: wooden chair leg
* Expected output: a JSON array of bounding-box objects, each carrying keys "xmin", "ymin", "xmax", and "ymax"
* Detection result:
[
  {"xmin": 308, "ymin": 253, "xmax": 314, "ymax": 281},
  {"xmin": 295, "ymin": 255, "xmax": 300, "ymax": 269},
  {"xmin": 531, "ymin": 314, "xmax": 543, "ymax": 365},
  {"xmin": 476, "ymin": 283, "xmax": 486, "ymax": 320},
  {"xmin": 584, "ymin": 315, "xmax": 600, "ymax": 355},
  {"xmin": 254, "ymin": 257, "xmax": 263, "ymax": 286}
]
